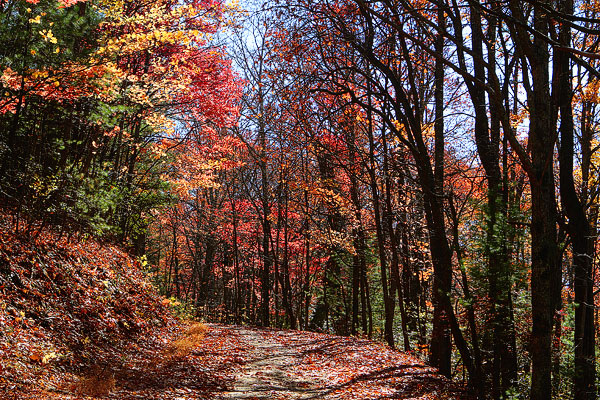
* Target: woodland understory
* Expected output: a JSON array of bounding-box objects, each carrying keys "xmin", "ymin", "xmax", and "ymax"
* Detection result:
[{"xmin": 1, "ymin": 0, "xmax": 600, "ymax": 399}]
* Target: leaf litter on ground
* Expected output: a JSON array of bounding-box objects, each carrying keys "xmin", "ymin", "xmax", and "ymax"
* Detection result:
[{"xmin": 0, "ymin": 214, "xmax": 469, "ymax": 400}]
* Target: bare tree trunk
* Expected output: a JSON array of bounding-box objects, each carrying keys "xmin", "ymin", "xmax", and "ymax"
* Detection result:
[
  {"xmin": 555, "ymin": 2, "xmax": 596, "ymax": 397},
  {"xmin": 382, "ymin": 130, "xmax": 410, "ymax": 351},
  {"xmin": 428, "ymin": 6, "xmax": 451, "ymax": 375},
  {"xmin": 366, "ymin": 115, "xmax": 395, "ymax": 348}
]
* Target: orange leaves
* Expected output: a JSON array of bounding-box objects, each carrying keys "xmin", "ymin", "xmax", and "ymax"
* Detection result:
[
  {"xmin": 0, "ymin": 61, "xmax": 112, "ymax": 114},
  {"xmin": 160, "ymin": 132, "xmax": 245, "ymax": 200},
  {"xmin": 93, "ymin": 0, "xmax": 242, "ymax": 121}
]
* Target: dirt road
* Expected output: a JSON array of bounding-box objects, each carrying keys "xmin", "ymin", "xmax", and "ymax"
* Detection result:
[{"xmin": 212, "ymin": 325, "xmax": 469, "ymax": 400}]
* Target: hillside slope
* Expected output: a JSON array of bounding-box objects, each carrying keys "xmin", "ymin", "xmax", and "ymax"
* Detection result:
[{"xmin": 0, "ymin": 216, "xmax": 241, "ymax": 399}]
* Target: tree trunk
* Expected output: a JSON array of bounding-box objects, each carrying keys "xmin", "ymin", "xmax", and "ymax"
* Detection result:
[
  {"xmin": 555, "ymin": 2, "xmax": 596, "ymax": 397},
  {"xmin": 528, "ymin": 13, "xmax": 560, "ymax": 399},
  {"xmin": 469, "ymin": 3, "xmax": 518, "ymax": 395},
  {"xmin": 366, "ymin": 118, "xmax": 395, "ymax": 348},
  {"xmin": 428, "ymin": 7, "xmax": 451, "ymax": 376}
]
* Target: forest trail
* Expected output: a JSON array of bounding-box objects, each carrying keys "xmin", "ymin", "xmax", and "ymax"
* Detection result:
[
  {"xmin": 211, "ymin": 324, "xmax": 468, "ymax": 400},
  {"xmin": 217, "ymin": 326, "xmax": 329, "ymax": 399}
]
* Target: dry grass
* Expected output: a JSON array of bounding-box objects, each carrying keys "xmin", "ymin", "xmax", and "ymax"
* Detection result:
[
  {"xmin": 163, "ymin": 322, "xmax": 208, "ymax": 358},
  {"xmin": 186, "ymin": 322, "xmax": 208, "ymax": 337},
  {"xmin": 73, "ymin": 365, "xmax": 115, "ymax": 397}
]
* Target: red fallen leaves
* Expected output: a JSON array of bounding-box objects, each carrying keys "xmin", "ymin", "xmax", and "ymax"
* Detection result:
[
  {"xmin": 0, "ymin": 212, "xmax": 468, "ymax": 399},
  {"xmin": 253, "ymin": 328, "xmax": 471, "ymax": 400},
  {"xmin": 0, "ymin": 213, "xmax": 171, "ymax": 398}
]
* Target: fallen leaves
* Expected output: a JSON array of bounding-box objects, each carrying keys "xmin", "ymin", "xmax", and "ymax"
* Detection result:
[
  {"xmin": 0, "ymin": 212, "xmax": 468, "ymax": 400},
  {"xmin": 0, "ymin": 213, "xmax": 172, "ymax": 399},
  {"xmin": 213, "ymin": 326, "xmax": 471, "ymax": 400}
]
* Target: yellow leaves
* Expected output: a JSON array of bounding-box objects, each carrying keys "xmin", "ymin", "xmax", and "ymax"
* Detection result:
[
  {"xmin": 127, "ymin": 86, "xmax": 150, "ymax": 105},
  {"xmin": 29, "ymin": 349, "xmax": 58, "ymax": 365},
  {"xmin": 93, "ymin": 0, "xmax": 222, "ymax": 64},
  {"xmin": 510, "ymin": 109, "xmax": 528, "ymax": 129},
  {"xmin": 145, "ymin": 112, "xmax": 175, "ymax": 135},
  {"xmin": 587, "ymin": 139, "xmax": 600, "ymax": 189},
  {"xmin": 39, "ymin": 29, "xmax": 58, "ymax": 44},
  {"xmin": 29, "ymin": 15, "xmax": 42, "ymax": 24},
  {"xmin": 311, "ymin": 185, "xmax": 346, "ymax": 211},
  {"xmin": 30, "ymin": 70, "xmax": 49, "ymax": 80},
  {"xmin": 31, "ymin": 174, "xmax": 60, "ymax": 199},
  {"xmin": 26, "ymin": 68, "xmax": 60, "ymax": 89},
  {"xmin": 581, "ymin": 79, "xmax": 600, "ymax": 103},
  {"xmin": 42, "ymin": 351, "xmax": 58, "ymax": 364},
  {"xmin": 421, "ymin": 121, "xmax": 435, "ymax": 141},
  {"xmin": 226, "ymin": 0, "xmax": 242, "ymax": 10}
]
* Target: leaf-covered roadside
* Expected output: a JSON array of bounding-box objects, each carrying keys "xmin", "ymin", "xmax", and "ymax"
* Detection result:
[
  {"xmin": 262, "ymin": 328, "xmax": 470, "ymax": 400},
  {"xmin": 215, "ymin": 325, "xmax": 472, "ymax": 400},
  {"xmin": 0, "ymin": 215, "xmax": 245, "ymax": 399}
]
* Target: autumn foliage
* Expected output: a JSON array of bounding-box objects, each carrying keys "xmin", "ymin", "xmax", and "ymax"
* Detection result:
[{"xmin": 2, "ymin": 0, "xmax": 600, "ymax": 399}]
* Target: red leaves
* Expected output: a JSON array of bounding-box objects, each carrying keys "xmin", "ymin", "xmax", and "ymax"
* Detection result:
[
  {"xmin": 0, "ymin": 213, "xmax": 174, "ymax": 398},
  {"xmin": 212, "ymin": 325, "xmax": 470, "ymax": 400}
]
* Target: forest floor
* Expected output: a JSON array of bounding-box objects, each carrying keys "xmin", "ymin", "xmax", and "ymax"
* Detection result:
[
  {"xmin": 0, "ymin": 216, "xmax": 469, "ymax": 399},
  {"xmin": 214, "ymin": 324, "xmax": 469, "ymax": 400},
  {"xmin": 3, "ymin": 321, "xmax": 471, "ymax": 400}
]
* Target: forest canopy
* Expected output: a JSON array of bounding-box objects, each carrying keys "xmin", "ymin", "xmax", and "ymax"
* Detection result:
[{"xmin": 1, "ymin": 0, "xmax": 600, "ymax": 399}]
